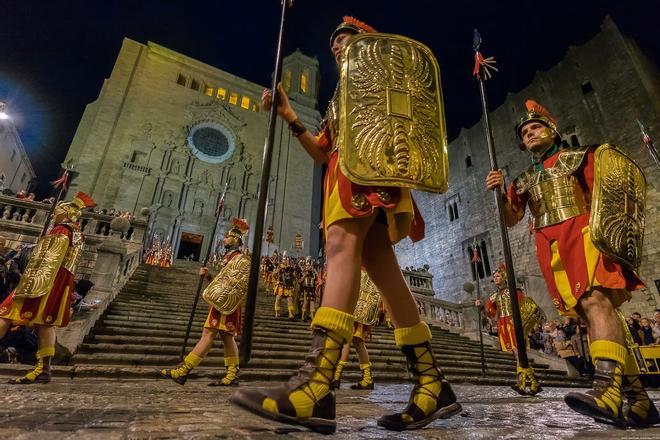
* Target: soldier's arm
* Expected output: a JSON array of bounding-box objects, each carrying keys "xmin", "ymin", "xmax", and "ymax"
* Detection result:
[
  {"xmin": 486, "ymin": 170, "xmax": 524, "ymax": 227},
  {"xmin": 262, "ymin": 85, "xmax": 329, "ymax": 164}
]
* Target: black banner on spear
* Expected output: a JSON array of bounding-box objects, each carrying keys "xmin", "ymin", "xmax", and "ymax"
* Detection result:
[
  {"xmin": 239, "ymin": 0, "xmax": 294, "ymax": 367},
  {"xmin": 472, "ymin": 30, "xmax": 530, "ymax": 370}
]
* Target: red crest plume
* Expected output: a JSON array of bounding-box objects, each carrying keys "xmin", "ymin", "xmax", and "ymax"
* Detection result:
[
  {"xmin": 342, "ymin": 16, "xmax": 377, "ymax": 33},
  {"xmin": 75, "ymin": 192, "xmax": 96, "ymax": 208},
  {"xmin": 524, "ymin": 100, "xmax": 557, "ymax": 125},
  {"xmin": 232, "ymin": 217, "xmax": 249, "ymax": 234}
]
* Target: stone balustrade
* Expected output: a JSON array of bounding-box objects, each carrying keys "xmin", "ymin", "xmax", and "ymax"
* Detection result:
[
  {"xmin": 413, "ymin": 292, "xmax": 466, "ymax": 331},
  {"xmin": 0, "ymin": 194, "xmax": 148, "ymax": 358},
  {"xmin": 402, "ymin": 269, "xmax": 435, "ymax": 296}
]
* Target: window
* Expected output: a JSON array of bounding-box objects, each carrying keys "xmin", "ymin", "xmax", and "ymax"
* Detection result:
[
  {"xmin": 21, "ymin": 173, "xmax": 26, "ymax": 183},
  {"xmin": 447, "ymin": 195, "xmax": 460, "ymax": 222},
  {"xmin": 465, "ymin": 156, "xmax": 472, "ymax": 168},
  {"xmin": 252, "ymin": 103, "xmax": 260, "ymax": 112},
  {"xmin": 241, "ymin": 96, "xmax": 250, "ymax": 109},
  {"xmin": 448, "ymin": 205, "xmax": 454, "ymax": 222},
  {"xmin": 204, "ymin": 85, "xmax": 214, "ymax": 97},
  {"xmin": 216, "ymin": 88, "xmax": 226, "ymax": 100},
  {"xmin": 283, "ymin": 69, "xmax": 292, "ymax": 92},
  {"xmin": 300, "ymin": 69, "xmax": 309, "ymax": 94},
  {"xmin": 190, "ymin": 79, "xmax": 200, "ymax": 91},
  {"xmin": 229, "ymin": 92, "xmax": 238, "ymax": 105},
  {"xmin": 581, "ymin": 81, "xmax": 593, "ymax": 95},
  {"xmin": 176, "ymin": 74, "xmax": 187, "ymax": 86},
  {"xmin": 570, "ymin": 134, "xmax": 580, "ymax": 147},
  {"xmin": 467, "ymin": 239, "xmax": 492, "ymax": 281},
  {"xmin": 10, "ymin": 149, "xmax": 16, "ymax": 162}
]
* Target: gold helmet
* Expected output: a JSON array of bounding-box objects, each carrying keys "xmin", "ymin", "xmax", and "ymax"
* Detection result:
[
  {"xmin": 225, "ymin": 218, "xmax": 249, "ymax": 244},
  {"xmin": 54, "ymin": 192, "xmax": 96, "ymax": 222},
  {"xmin": 330, "ymin": 16, "xmax": 377, "ymax": 46},
  {"xmin": 515, "ymin": 100, "xmax": 560, "ymax": 149}
]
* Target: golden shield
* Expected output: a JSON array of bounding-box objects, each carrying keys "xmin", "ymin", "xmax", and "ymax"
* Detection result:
[
  {"xmin": 202, "ymin": 254, "xmax": 250, "ymax": 315},
  {"xmin": 590, "ymin": 144, "xmax": 646, "ymax": 273},
  {"xmin": 520, "ymin": 296, "xmax": 542, "ymax": 336},
  {"xmin": 338, "ymin": 33, "xmax": 448, "ymax": 193},
  {"xmin": 354, "ymin": 271, "xmax": 381, "ymax": 326},
  {"xmin": 14, "ymin": 234, "xmax": 69, "ymax": 299}
]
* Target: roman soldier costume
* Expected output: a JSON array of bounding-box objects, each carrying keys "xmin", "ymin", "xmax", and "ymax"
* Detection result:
[
  {"xmin": 479, "ymin": 264, "xmax": 543, "ymax": 395},
  {"xmin": 273, "ymin": 253, "xmax": 296, "ymax": 319},
  {"xmin": 231, "ymin": 17, "xmax": 461, "ymax": 434},
  {"xmin": 160, "ymin": 218, "xmax": 250, "ymax": 387},
  {"xmin": 501, "ymin": 100, "xmax": 657, "ymax": 426},
  {"xmin": 299, "ymin": 258, "xmax": 317, "ymax": 321},
  {"xmin": 0, "ymin": 192, "xmax": 96, "ymax": 384}
]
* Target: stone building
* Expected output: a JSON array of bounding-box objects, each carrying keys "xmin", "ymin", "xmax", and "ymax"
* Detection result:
[
  {"xmin": 64, "ymin": 39, "xmax": 323, "ymax": 261},
  {"xmin": 396, "ymin": 17, "xmax": 660, "ymax": 319},
  {"xmin": 0, "ymin": 103, "xmax": 36, "ymax": 194}
]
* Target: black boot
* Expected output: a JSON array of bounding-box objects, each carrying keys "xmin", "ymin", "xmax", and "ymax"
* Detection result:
[
  {"xmin": 377, "ymin": 341, "xmax": 462, "ymax": 431},
  {"xmin": 622, "ymin": 375, "xmax": 660, "ymax": 428},
  {"xmin": 565, "ymin": 359, "xmax": 626, "ymax": 427},
  {"xmin": 230, "ymin": 327, "xmax": 345, "ymax": 434}
]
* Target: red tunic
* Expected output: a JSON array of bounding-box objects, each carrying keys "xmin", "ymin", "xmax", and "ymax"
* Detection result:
[{"xmin": 507, "ymin": 147, "xmax": 643, "ymax": 314}]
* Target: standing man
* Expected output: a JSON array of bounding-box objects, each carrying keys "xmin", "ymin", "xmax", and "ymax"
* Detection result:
[
  {"xmin": 0, "ymin": 192, "xmax": 96, "ymax": 384},
  {"xmin": 476, "ymin": 265, "xmax": 542, "ymax": 395},
  {"xmin": 160, "ymin": 218, "xmax": 249, "ymax": 387},
  {"xmin": 485, "ymin": 100, "xmax": 658, "ymax": 427},
  {"xmin": 273, "ymin": 253, "xmax": 295, "ymax": 319},
  {"xmin": 231, "ymin": 17, "xmax": 460, "ymax": 433},
  {"xmin": 299, "ymin": 258, "xmax": 317, "ymax": 321}
]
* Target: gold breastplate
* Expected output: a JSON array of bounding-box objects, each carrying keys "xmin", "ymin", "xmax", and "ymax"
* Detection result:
[
  {"xmin": 491, "ymin": 289, "xmax": 513, "ymax": 318},
  {"xmin": 516, "ymin": 147, "xmax": 590, "ymax": 229},
  {"xmin": 62, "ymin": 230, "xmax": 84, "ymax": 273}
]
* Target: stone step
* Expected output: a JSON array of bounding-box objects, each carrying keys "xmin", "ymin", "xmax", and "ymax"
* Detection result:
[
  {"xmin": 0, "ymin": 364, "xmax": 590, "ymax": 387},
  {"xmin": 75, "ymin": 343, "xmax": 527, "ymax": 370}
]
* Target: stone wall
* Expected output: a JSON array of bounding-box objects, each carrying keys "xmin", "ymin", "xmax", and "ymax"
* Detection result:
[{"xmin": 396, "ymin": 17, "xmax": 660, "ymax": 320}]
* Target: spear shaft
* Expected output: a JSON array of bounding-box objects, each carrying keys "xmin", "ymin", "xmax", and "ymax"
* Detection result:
[{"xmin": 240, "ymin": 0, "xmax": 292, "ymax": 367}]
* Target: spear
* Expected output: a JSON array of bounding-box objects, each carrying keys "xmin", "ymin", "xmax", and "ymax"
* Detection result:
[
  {"xmin": 40, "ymin": 165, "xmax": 79, "ymax": 237},
  {"xmin": 472, "ymin": 29, "xmax": 530, "ymax": 369},
  {"xmin": 239, "ymin": 0, "xmax": 294, "ymax": 367},
  {"xmin": 637, "ymin": 120, "xmax": 660, "ymax": 169},
  {"xmin": 180, "ymin": 182, "xmax": 228, "ymax": 360}
]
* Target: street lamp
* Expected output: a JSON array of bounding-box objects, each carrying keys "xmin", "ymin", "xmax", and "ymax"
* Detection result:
[{"xmin": 0, "ymin": 102, "xmax": 9, "ymax": 120}]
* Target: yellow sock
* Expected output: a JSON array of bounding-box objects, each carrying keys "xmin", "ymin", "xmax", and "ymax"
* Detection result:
[
  {"xmin": 359, "ymin": 363, "xmax": 372, "ymax": 386},
  {"xmin": 166, "ymin": 352, "xmax": 202, "ymax": 378},
  {"xmin": 37, "ymin": 346, "xmax": 55, "ymax": 359},
  {"xmin": 262, "ymin": 306, "xmax": 353, "ymax": 418},
  {"xmin": 222, "ymin": 356, "xmax": 239, "ymax": 384},
  {"xmin": 395, "ymin": 322, "xmax": 441, "ymax": 418},
  {"xmin": 334, "ymin": 360, "xmax": 348, "ymax": 382},
  {"xmin": 288, "ymin": 304, "xmax": 295, "ymax": 318}
]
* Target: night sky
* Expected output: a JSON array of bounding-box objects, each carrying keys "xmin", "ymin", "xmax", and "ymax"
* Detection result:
[{"xmin": 1, "ymin": 0, "xmax": 658, "ymax": 197}]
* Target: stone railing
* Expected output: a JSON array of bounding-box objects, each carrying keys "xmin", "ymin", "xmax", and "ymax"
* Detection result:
[
  {"xmin": 413, "ymin": 292, "xmax": 465, "ymax": 331},
  {"xmin": 0, "ymin": 194, "xmax": 148, "ymax": 359},
  {"xmin": 403, "ymin": 269, "xmax": 435, "ymax": 296}
]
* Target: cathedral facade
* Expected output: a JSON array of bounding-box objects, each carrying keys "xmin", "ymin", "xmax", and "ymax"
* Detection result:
[
  {"xmin": 396, "ymin": 17, "xmax": 660, "ymax": 318},
  {"xmin": 65, "ymin": 39, "xmax": 323, "ymax": 261}
]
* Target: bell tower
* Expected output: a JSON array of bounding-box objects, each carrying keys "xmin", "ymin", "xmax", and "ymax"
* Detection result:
[{"xmin": 282, "ymin": 49, "xmax": 319, "ymax": 109}]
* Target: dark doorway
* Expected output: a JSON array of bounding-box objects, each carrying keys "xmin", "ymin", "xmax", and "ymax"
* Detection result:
[{"xmin": 177, "ymin": 232, "xmax": 204, "ymax": 261}]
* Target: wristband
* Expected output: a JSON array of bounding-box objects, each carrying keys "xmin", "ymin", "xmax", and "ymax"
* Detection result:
[{"xmin": 289, "ymin": 119, "xmax": 307, "ymax": 137}]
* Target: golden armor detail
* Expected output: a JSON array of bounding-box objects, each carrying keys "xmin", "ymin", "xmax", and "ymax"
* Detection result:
[
  {"xmin": 354, "ymin": 271, "xmax": 381, "ymax": 326},
  {"xmin": 202, "ymin": 254, "xmax": 251, "ymax": 315},
  {"xmin": 62, "ymin": 230, "xmax": 84, "ymax": 274},
  {"xmin": 590, "ymin": 144, "xmax": 646, "ymax": 273},
  {"xmin": 338, "ymin": 33, "xmax": 449, "ymax": 193},
  {"xmin": 515, "ymin": 146, "xmax": 590, "ymax": 229},
  {"xmin": 14, "ymin": 234, "xmax": 70, "ymax": 299}
]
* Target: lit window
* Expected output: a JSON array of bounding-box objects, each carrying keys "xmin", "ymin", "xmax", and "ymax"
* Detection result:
[
  {"xmin": 300, "ymin": 70, "xmax": 309, "ymax": 94},
  {"xmin": 176, "ymin": 74, "xmax": 187, "ymax": 86},
  {"xmin": 204, "ymin": 85, "xmax": 213, "ymax": 97},
  {"xmin": 241, "ymin": 96, "xmax": 250, "ymax": 109},
  {"xmin": 216, "ymin": 88, "xmax": 226, "ymax": 100},
  {"xmin": 252, "ymin": 103, "xmax": 260, "ymax": 112},
  {"xmin": 190, "ymin": 79, "xmax": 200, "ymax": 91},
  {"xmin": 229, "ymin": 92, "xmax": 238, "ymax": 105},
  {"xmin": 283, "ymin": 70, "xmax": 292, "ymax": 92}
]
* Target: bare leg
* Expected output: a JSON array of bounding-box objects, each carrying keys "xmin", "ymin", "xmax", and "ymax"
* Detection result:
[
  {"xmin": 191, "ymin": 327, "xmax": 219, "ymax": 358},
  {"xmin": 575, "ymin": 288, "xmax": 625, "ymax": 345},
  {"xmin": 353, "ymin": 337, "xmax": 370, "ymax": 365},
  {"xmin": 220, "ymin": 331, "xmax": 238, "ymax": 359},
  {"xmin": 361, "ymin": 222, "xmax": 420, "ymax": 328},
  {"xmin": 36, "ymin": 325, "xmax": 56, "ymax": 349}
]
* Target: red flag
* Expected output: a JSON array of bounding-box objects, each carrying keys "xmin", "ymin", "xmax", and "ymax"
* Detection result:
[
  {"xmin": 471, "ymin": 243, "xmax": 481, "ymax": 263},
  {"xmin": 50, "ymin": 169, "xmax": 70, "ymax": 190}
]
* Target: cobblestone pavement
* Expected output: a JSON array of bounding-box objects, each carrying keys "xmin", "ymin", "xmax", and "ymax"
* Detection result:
[{"xmin": 0, "ymin": 377, "xmax": 658, "ymax": 439}]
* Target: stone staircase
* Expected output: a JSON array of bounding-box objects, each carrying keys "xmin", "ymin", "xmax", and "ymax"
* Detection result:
[{"xmin": 57, "ymin": 263, "xmax": 588, "ymax": 387}]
